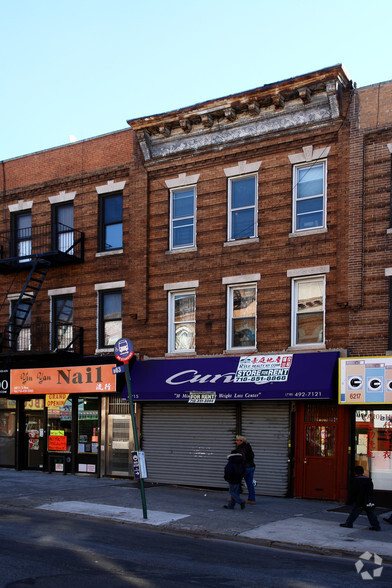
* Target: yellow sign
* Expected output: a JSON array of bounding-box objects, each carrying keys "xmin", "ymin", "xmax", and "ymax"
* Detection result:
[
  {"xmin": 46, "ymin": 394, "xmax": 69, "ymax": 408},
  {"xmin": 50, "ymin": 430, "xmax": 64, "ymax": 436}
]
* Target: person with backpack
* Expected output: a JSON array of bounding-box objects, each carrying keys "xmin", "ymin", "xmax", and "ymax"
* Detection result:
[
  {"xmin": 223, "ymin": 451, "xmax": 246, "ymax": 510},
  {"xmin": 235, "ymin": 435, "xmax": 256, "ymax": 504},
  {"xmin": 340, "ymin": 465, "xmax": 381, "ymax": 531}
]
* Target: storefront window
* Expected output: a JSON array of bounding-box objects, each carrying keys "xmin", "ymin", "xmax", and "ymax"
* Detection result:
[
  {"xmin": 47, "ymin": 398, "xmax": 72, "ymax": 452},
  {"xmin": 78, "ymin": 397, "xmax": 99, "ymax": 455},
  {"xmin": 0, "ymin": 398, "xmax": 16, "ymax": 466},
  {"xmin": 355, "ymin": 410, "xmax": 392, "ymax": 491}
]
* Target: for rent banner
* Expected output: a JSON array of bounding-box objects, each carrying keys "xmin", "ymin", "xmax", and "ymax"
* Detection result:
[{"xmin": 11, "ymin": 365, "xmax": 116, "ymax": 395}]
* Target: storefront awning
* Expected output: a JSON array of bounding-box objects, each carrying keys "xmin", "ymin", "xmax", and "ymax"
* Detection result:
[{"xmin": 128, "ymin": 351, "xmax": 339, "ymax": 401}]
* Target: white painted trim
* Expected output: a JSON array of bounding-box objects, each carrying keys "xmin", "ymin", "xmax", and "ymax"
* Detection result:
[
  {"xmin": 224, "ymin": 160, "xmax": 261, "ymax": 177},
  {"xmin": 289, "ymin": 228, "xmax": 328, "ymax": 238},
  {"xmin": 96, "ymin": 180, "xmax": 126, "ymax": 194},
  {"xmin": 8, "ymin": 200, "xmax": 33, "ymax": 212},
  {"xmin": 385, "ymin": 268, "xmax": 392, "ymax": 276},
  {"xmin": 288, "ymin": 145, "xmax": 331, "ymax": 164},
  {"xmin": 95, "ymin": 281, "xmax": 126, "ymax": 291},
  {"xmin": 49, "ymin": 191, "xmax": 76, "ymax": 204},
  {"xmin": 95, "ymin": 249, "xmax": 123, "ymax": 257},
  {"xmin": 164, "ymin": 280, "xmax": 199, "ymax": 291},
  {"xmin": 7, "ymin": 291, "xmax": 33, "ymax": 300},
  {"xmin": 165, "ymin": 173, "xmax": 200, "ymax": 188},
  {"xmin": 48, "ymin": 287, "xmax": 76, "ymax": 296},
  {"xmin": 387, "ymin": 143, "xmax": 392, "ymax": 154},
  {"xmin": 222, "ymin": 274, "xmax": 261, "ymax": 284},
  {"xmin": 287, "ymin": 265, "xmax": 330, "ymax": 277}
]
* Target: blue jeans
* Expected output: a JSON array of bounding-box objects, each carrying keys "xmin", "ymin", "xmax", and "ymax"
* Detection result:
[
  {"xmin": 346, "ymin": 505, "xmax": 380, "ymax": 528},
  {"xmin": 244, "ymin": 466, "xmax": 256, "ymax": 502},
  {"xmin": 227, "ymin": 483, "xmax": 245, "ymax": 508}
]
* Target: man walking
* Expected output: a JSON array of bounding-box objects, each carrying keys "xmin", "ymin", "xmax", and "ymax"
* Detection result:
[{"xmin": 340, "ymin": 465, "xmax": 381, "ymax": 531}]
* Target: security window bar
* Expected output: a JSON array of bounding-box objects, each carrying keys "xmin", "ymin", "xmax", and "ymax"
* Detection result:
[
  {"xmin": 169, "ymin": 291, "xmax": 196, "ymax": 352},
  {"xmin": 99, "ymin": 193, "xmax": 123, "ymax": 251},
  {"xmin": 170, "ymin": 186, "xmax": 196, "ymax": 249},
  {"xmin": 292, "ymin": 277, "xmax": 325, "ymax": 345},
  {"xmin": 227, "ymin": 285, "xmax": 256, "ymax": 349},
  {"xmin": 228, "ymin": 175, "xmax": 257, "ymax": 241},
  {"xmin": 11, "ymin": 299, "xmax": 31, "ymax": 351},
  {"xmin": 99, "ymin": 290, "xmax": 122, "ymax": 348},
  {"xmin": 293, "ymin": 162, "xmax": 326, "ymax": 231}
]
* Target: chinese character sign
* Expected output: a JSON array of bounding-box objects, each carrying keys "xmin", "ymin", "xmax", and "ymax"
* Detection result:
[{"xmin": 234, "ymin": 355, "xmax": 293, "ymax": 384}]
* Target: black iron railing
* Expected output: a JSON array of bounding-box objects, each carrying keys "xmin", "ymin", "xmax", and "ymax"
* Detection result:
[
  {"xmin": 0, "ymin": 323, "xmax": 84, "ymax": 354},
  {"xmin": 0, "ymin": 224, "xmax": 84, "ymax": 265}
]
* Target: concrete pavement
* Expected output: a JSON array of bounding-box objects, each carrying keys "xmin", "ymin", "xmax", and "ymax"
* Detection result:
[{"xmin": 1, "ymin": 468, "xmax": 392, "ymax": 562}]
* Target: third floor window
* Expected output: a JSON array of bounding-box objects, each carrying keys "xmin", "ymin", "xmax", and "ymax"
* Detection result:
[
  {"xmin": 170, "ymin": 186, "xmax": 196, "ymax": 250},
  {"xmin": 99, "ymin": 193, "xmax": 123, "ymax": 251},
  {"xmin": 228, "ymin": 175, "xmax": 257, "ymax": 241}
]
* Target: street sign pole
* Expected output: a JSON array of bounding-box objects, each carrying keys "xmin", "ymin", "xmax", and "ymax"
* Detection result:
[
  {"xmin": 124, "ymin": 360, "xmax": 148, "ymax": 519},
  {"xmin": 114, "ymin": 338, "xmax": 147, "ymax": 520}
]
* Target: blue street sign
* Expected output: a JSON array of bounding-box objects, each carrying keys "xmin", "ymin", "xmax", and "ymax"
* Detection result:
[
  {"xmin": 112, "ymin": 365, "xmax": 125, "ymax": 374},
  {"xmin": 114, "ymin": 338, "xmax": 134, "ymax": 362}
]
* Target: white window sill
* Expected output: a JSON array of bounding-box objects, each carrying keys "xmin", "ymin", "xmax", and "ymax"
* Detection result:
[
  {"xmin": 166, "ymin": 246, "xmax": 197, "ymax": 255},
  {"xmin": 289, "ymin": 228, "xmax": 327, "ymax": 238},
  {"xmin": 224, "ymin": 347, "xmax": 257, "ymax": 355},
  {"xmin": 96, "ymin": 249, "xmax": 123, "ymax": 257},
  {"xmin": 165, "ymin": 351, "xmax": 197, "ymax": 357},
  {"xmin": 224, "ymin": 237, "xmax": 259, "ymax": 247},
  {"xmin": 95, "ymin": 348, "xmax": 115, "ymax": 354},
  {"xmin": 287, "ymin": 343, "xmax": 326, "ymax": 351}
]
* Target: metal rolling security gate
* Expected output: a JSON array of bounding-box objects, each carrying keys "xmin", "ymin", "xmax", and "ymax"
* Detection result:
[
  {"xmin": 141, "ymin": 401, "xmax": 290, "ymax": 495},
  {"xmin": 141, "ymin": 402, "xmax": 237, "ymax": 489},
  {"xmin": 241, "ymin": 401, "xmax": 290, "ymax": 497}
]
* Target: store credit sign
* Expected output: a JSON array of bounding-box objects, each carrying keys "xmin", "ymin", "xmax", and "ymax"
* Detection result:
[
  {"xmin": 339, "ymin": 357, "xmax": 392, "ymax": 404},
  {"xmin": 11, "ymin": 365, "xmax": 116, "ymax": 395}
]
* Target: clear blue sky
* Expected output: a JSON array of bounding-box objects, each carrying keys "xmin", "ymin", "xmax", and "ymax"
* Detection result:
[{"xmin": 2, "ymin": 0, "xmax": 391, "ymax": 161}]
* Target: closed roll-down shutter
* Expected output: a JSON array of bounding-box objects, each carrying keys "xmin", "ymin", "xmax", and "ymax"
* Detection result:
[
  {"xmin": 142, "ymin": 402, "xmax": 237, "ymax": 488},
  {"xmin": 242, "ymin": 402, "xmax": 290, "ymax": 497}
]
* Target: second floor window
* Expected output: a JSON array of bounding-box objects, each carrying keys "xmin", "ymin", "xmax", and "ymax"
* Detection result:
[
  {"xmin": 168, "ymin": 291, "xmax": 196, "ymax": 352},
  {"xmin": 293, "ymin": 162, "xmax": 326, "ymax": 232},
  {"xmin": 292, "ymin": 277, "xmax": 325, "ymax": 346},
  {"xmin": 11, "ymin": 299, "xmax": 31, "ymax": 351},
  {"xmin": 99, "ymin": 290, "xmax": 122, "ymax": 348},
  {"xmin": 227, "ymin": 284, "xmax": 256, "ymax": 349},
  {"xmin": 52, "ymin": 296, "xmax": 73, "ymax": 350},
  {"xmin": 170, "ymin": 186, "xmax": 196, "ymax": 250},
  {"xmin": 228, "ymin": 175, "xmax": 257, "ymax": 241},
  {"xmin": 99, "ymin": 193, "xmax": 123, "ymax": 251}
]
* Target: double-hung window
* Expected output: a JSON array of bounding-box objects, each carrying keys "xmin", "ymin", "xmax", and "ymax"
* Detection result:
[
  {"xmin": 226, "ymin": 284, "xmax": 257, "ymax": 350},
  {"xmin": 52, "ymin": 296, "xmax": 73, "ymax": 350},
  {"xmin": 170, "ymin": 186, "xmax": 196, "ymax": 250},
  {"xmin": 99, "ymin": 193, "xmax": 123, "ymax": 251},
  {"xmin": 293, "ymin": 161, "xmax": 326, "ymax": 232},
  {"xmin": 99, "ymin": 290, "xmax": 122, "ymax": 348},
  {"xmin": 228, "ymin": 175, "xmax": 257, "ymax": 241},
  {"xmin": 292, "ymin": 276, "xmax": 325, "ymax": 346},
  {"xmin": 168, "ymin": 290, "xmax": 196, "ymax": 352},
  {"xmin": 54, "ymin": 203, "xmax": 74, "ymax": 254},
  {"xmin": 13, "ymin": 212, "xmax": 32, "ymax": 261},
  {"xmin": 10, "ymin": 298, "xmax": 31, "ymax": 351}
]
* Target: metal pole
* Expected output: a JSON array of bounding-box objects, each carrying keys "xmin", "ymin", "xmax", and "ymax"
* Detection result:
[{"xmin": 125, "ymin": 361, "xmax": 148, "ymax": 519}]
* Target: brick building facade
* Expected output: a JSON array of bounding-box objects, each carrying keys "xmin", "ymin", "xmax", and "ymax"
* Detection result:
[{"xmin": 0, "ymin": 65, "xmax": 391, "ymax": 504}]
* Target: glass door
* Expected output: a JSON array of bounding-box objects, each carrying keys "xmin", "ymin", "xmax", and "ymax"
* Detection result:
[
  {"xmin": 106, "ymin": 414, "xmax": 133, "ymax": 476},
  {"xmin": 24, "ymin": 398, "xmax": 45, "ymax": 469}
]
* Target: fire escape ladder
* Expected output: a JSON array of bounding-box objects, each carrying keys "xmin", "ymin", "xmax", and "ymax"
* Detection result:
[{"xmin": 0, "ymin": 258, "xmax": 51, "ymax": 350}]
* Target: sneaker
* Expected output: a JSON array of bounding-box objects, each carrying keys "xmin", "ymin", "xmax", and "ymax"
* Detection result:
[
  {"xmin": 240, "ymin": 502, "xmax": 246, "ymax": 510},
  {"xmin": 369, "ymin": 526, "xmax": 381, "ymax": 531},
  {"xmin": 340, "ymin": 523, "xmax": 353, "ymax": 528},
  {"xmin": 246, "ymin": 500, "xmax": 256, "ymax": 504},
  {"xmin": 383, "ymin": 517, "xmax": 392, "ymax": 525},
  {"xmin": 223, "ymin": 505, "xmax": 234, "ymax": 509}
]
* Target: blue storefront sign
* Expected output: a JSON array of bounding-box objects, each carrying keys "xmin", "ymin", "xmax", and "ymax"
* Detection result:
[{"xmin": 129, "ymin": 352, "xmax": 339, "ymax": 401}]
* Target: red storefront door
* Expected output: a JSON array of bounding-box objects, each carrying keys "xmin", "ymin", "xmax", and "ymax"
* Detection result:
[{"xmin": 295, "ymin": 403, "xmax": 347, "ymax": 501}]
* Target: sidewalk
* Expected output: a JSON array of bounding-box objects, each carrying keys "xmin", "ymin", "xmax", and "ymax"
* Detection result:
[{"xmin": 1, "ymin": 468, "xmax": 392, "ymax": 561}]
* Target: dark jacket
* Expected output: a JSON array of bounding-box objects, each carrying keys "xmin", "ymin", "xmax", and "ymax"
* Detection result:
[
  {"xmin": 348, "ymin": 475, "xmax": 375, "ymax": 507},
  {"xmin": 224, "ymin": 453, "xmax": 246, "ymax": 484},
  {"xmin": 237, "ymin": 442, "xmax": 255, "ymax": 468}
]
